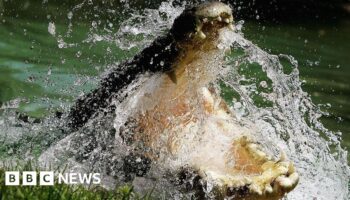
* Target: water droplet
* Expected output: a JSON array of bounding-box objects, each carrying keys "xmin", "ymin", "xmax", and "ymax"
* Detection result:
[
  {"xmin": 234, "ymin": 102, "xmax": 242, "ymax": 109},
  {"xmin": 260, "ymin": 81, "xmax": 268, "ymax": 88},
  {"xmin": 92, "ymin": 21, "xmax": 97, "ymax": 29},
  {"xmin": 58, "ymin": 43, "xmax": 64, "ymax": 49},
  {"xmin": 106, "ymin": 47, "xmax": 111, "ymax": 54},
  {"xmin": 67, "ymin": 11, "xmax": 73, "ymax": 20},
  {"xmin": 47, "ymin": 68, "xmax": 52, "ymax": 76},
  {"xmin": 48, "ymin": 22, "xmax": 56, "ymax": 36},
  {"xmin": 76, "ymin": 51, "xmax": 82, "ymax": 58}
]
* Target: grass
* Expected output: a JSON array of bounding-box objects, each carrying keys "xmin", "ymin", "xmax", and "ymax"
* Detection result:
[{"xmin": 0, "ymin": 162, "xmax": 154, "ymax": 200}]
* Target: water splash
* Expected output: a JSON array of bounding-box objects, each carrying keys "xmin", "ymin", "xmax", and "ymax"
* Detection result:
[
  {"xmin": 219, "ymin": 29, "xmax": 349, "ymax": 199},
  {"xmin": 112, "ymin": 0, "xmax": 185, "ymax": 50},
  {"xmin": 48, "ymin": 0, "xmax": 185, "ymax": 51}
]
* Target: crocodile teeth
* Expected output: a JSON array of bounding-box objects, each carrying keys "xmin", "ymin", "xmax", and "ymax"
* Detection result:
[
  {"xmin": 217, "ymin": 16, "xmax": 222, "ymax": 21},
  {"xmin": 228, "ymin": 24, "xmax": 235, "ymax": 31},
  {"xmin": 288, "ymin": 163, "xmax": 296, "ymax": 173},
  {"xmin": 229, "ymin": 16, "xmax": 234, "ymax": 23},
  {"xmin": 265, "ymin": 184, "xmax": 273, "ymax": 193},
  {"xmin": 247, "ymin": 143, "xmax": 258, "ymax": 149},
  {"xmin": 250, "ymin": 184, "xmax": 263, "ymax": 195},
  {"xmin": 198, "ymin": 31, "xmax": 206, "ymax": 39},
  {"xmin": 279, "ymin": 151, "xmax": 287, "ymax": 162},
  {"xmin": 224, "ymin": 18, "xmax": 230, "ymax": 23},
  {"xmin": 196, "ymin": 24, "xmax": 203, "ymax": 32},
  {"xmin": 276, "ymin": 172, "xmax": 299, "ymax": 190}
]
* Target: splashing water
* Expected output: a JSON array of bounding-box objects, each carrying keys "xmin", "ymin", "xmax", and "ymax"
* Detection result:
[
  {"xmin": 112, "ymin": 0, "xmax": 185, "ymax": 50},
  {"xmin": 0, "ymin": 1, "xmax": 349, "ymax": 199},
  {"xmin": 218, "ymin": 29, "xmax": 349, "ymax": 199}
]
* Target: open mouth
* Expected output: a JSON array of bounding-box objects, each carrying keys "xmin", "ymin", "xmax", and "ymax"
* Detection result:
[
  {"xmin": 192, "ymin": 88, "xmax": 300, "ymax": 199},
  {"xmin": 200, "ymin": 137, "xmax": 299, "ymax": 199}
]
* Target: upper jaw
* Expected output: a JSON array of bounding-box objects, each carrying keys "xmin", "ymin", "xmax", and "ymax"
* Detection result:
[
  {"xmin": 169, "ymin": 2, "xmax": 235, "ymax": 41},
  {"xmin": 195, "ymin": 1, "xmax": 233, "ymax": 19},
  {"xmin": 193, "ymin": 2, "xmax": 235, "ymax": 39}
]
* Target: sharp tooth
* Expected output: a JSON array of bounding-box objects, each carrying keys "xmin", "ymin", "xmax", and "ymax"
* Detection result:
[
  {"xmin": 203, "ymin": 18, "xmax": 208, "ymax": 23},
  {"xmin": 276, "ymin": 172, "xmax": 299, "ymax": 190},
  {"xmin": 196, "ymin": 24, "xmax": 202, "ymax": 32},
  {"xmin": 288, "ymin": 163, "xmax": 296, "ymax": 174},
  {"xmin": 248, "ymin": 143, "xmax": 258, "ymax": 149},
  {"xmin": 228, "ymin": 24, "xmax": 235, "ymax": 31},
  {"xmin": 229, "ymin": 15, "xmax": 234, "ymax": 23},
  {"xmin": 289, "ymin": 172, "xmax": 299, "ymax": 185},
  {"xmin": 243, "ymin": 177, "xmax": 252, "ymax": 183},
  {"xmin": 265, "ymin": 184, "xmax": 273, "ymax": 193},
  {"xmin": 279, "ymin": 151, "xmax": 286, "ymax": 161},
  {"xmin": 198, "ymin": 31, "xmax": 206, "ymax": 39},
  {"xmin": 217, "ymin": 16, "xmax": 222, "ymax": 21},
  {"xmin": 249, "ymin": 184, "xmax": 262, "ymax": 195},
  {"xmin": 224, "ymin": 18, "xmax": 230, "ymax": 23}
]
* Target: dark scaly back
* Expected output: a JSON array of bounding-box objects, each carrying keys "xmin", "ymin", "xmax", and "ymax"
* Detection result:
[{"xmin": 67, "ymin": 5, "xmax": 198, "ymax": 130}]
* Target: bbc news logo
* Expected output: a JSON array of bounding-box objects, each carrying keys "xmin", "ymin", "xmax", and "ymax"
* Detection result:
[{"xmin": 5, "ymin": 171, "xmax": 101, "ymax": 186}]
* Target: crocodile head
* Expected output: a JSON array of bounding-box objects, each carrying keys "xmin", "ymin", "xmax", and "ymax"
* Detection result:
[{"xmin": 170, "ymin": 1, "xmax": 234, "ymax": 41}]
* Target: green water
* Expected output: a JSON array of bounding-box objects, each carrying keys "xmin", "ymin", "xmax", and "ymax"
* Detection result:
[
  {"xmin": 0, "ymin": 2, "xmax": 349, "ymax": 152},
  {"xmin": 244, "ymin": 21, "xmax": 350, "ymax": 148}
]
